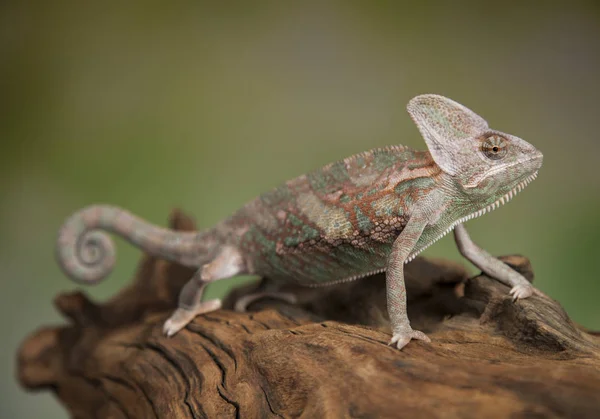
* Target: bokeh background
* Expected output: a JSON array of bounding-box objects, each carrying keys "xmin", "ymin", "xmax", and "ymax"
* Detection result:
[{"xmin": 1, "ymin": 1, "xmax": 599, "ymax": 417}]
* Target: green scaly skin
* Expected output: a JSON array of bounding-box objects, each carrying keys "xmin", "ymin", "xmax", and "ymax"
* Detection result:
[{"xmin": 56, "ymin": 94, "xmax": 543, "ymax": 350}]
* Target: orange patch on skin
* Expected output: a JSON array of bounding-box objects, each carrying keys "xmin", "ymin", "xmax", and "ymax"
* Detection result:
[
  {"xmin": 115, "ymin": 211, "xmax": 135, "ymax": 236},
  {"xmin": 82, "ymin": 207, "xmax": 101, "ymax": 226}
]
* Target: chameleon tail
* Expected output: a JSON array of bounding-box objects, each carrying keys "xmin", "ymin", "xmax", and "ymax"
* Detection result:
[{"xmin": 56, "ymin": 205, "xmax": 207, "ymax": 285}]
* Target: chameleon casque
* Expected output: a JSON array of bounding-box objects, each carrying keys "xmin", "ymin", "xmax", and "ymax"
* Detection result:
[{"xmin": 56, "ymin": 94, "xmax": 543, "ymax": 350}]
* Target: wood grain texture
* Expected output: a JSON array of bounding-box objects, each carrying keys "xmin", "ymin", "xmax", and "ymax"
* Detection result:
[{"xmin": 17, "ymin": 210, "xmax": 600, "ymax": 418}]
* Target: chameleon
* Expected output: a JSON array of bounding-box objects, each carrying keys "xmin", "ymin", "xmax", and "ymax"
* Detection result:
[{"xmin": 55, "ymin": 94, "xmax": 543, "ymax": 350}]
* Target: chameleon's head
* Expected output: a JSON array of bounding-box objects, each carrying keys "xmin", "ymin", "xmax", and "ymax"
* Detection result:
[{"xmin": 407, "ymin": 94, "xmax": 543, "ymax": 200}]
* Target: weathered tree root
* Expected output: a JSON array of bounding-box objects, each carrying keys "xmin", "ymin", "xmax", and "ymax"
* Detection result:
[{"xmin": 17, "ymin": 210, "xmax": 600, "ymax": 418}]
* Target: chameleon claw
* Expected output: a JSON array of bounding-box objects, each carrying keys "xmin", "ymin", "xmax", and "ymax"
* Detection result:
[
  {"xmin": 163, "ymin": 321, "xmax": 177, "ymax": 337},
  {"xmin": 509, "ymin": 284, "xmax": 534, "ymax": 301},
  {"xmin": 162, "ymin": 299, "xmax": 222, "ymax": 337},
  {"xmin": 389, "ymin": 328, "xmax": 431, "ymax": 350}
]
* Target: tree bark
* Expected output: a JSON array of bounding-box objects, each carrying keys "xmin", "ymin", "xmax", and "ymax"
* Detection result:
[{"xmin": 17, "ymin": 210, "xmax": 600, "ymax": 418}]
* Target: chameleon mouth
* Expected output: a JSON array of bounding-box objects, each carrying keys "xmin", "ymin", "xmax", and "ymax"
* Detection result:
[{"xmin": 405, "ymin": 170, "xmax": 539, "ymax": 263}]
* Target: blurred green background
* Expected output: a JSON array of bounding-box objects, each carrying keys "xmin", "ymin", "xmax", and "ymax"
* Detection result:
[{"xmin": 1, "ymin": 1, "xmax": 599, "ymax": 417}]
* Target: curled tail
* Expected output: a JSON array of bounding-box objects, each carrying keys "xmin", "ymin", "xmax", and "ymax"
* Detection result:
[{"xmin": 56, "ymin": 205, "xmax": 208, "ymax": 285}]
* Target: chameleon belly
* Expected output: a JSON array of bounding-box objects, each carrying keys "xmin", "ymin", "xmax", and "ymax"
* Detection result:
[{"xmin": 229, "ymin": 146, "xmax": 442, "ymax": 285}]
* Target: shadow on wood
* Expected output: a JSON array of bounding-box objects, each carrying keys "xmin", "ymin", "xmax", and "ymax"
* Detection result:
[{"xmin": 17, "ymin": 210, "xmax": 600, "ymax": 418}]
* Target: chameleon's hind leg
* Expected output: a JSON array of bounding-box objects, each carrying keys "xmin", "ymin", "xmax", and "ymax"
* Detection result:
[
  {"xmin": 163, "ymin": 246, "xmax": 245, "ymax": 337},
  {"xmin": 234, "ymin": 278, "xmax": 297, "ymax": 312}
]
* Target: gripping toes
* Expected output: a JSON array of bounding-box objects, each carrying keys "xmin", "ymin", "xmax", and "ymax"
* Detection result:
[
  {"xmin": 163, "ymin": 299, "xmax": 222, "ymax": 337},
  {"xmin": 389, "ymin": 328, "xmax": 431, "ymax": 350},
  {"xmin": 509, "ymin": 284, "xmax": 533, "ymax": 301}
]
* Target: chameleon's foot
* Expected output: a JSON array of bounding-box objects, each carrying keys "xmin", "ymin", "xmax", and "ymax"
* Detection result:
[
  {"xmin": 234, "ymin": 291, "xmax": 297, "ymax": 312},
  {"xmin": 389, "ymin": 328, "xmax": 431, "ymax": 350},
  {"xmin": 162, "ymin": 299, "xmax": 222, "ymax": 337},
  {"xmin": 509, "ymin": 284, "xmax": 533, "ymax": 301}
]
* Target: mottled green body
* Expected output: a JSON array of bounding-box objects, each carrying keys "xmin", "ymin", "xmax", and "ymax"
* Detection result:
[{"xmin": 224, "ymin": 146, "xmax": 443, "ymax": 285}]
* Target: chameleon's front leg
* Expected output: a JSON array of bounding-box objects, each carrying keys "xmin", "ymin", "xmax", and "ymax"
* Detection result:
[
  {"xmin": 453, "ymin": 223, "xmax": 534, "ymax": 300},
  {"xmin": 387, "ymin": 215, "xmax": 431, "ymax": 350}
]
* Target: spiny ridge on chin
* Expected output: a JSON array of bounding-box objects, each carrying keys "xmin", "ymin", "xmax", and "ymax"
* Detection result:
[{"xmin": 404, "ymin": 170, "xmax": 539, "ymax": 264}]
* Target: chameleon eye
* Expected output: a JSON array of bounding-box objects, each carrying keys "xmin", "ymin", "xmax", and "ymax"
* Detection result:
[{"xmin": 481, "ymin": 135, "xmax": 508, "ymax": 160}]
